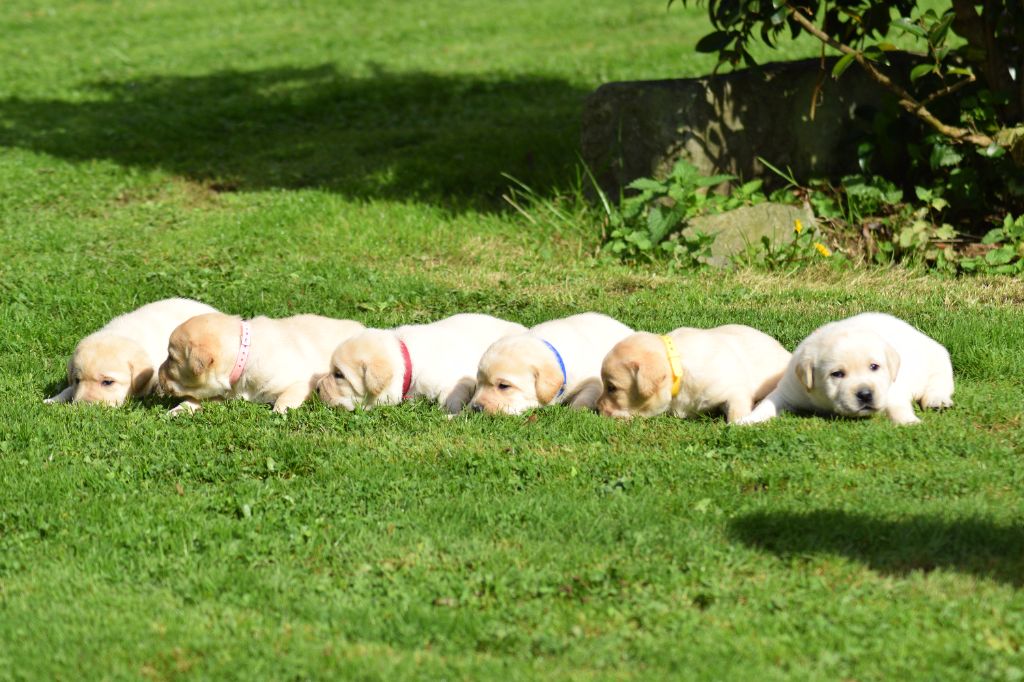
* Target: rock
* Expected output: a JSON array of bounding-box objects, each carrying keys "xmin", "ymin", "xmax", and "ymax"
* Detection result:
[
  {"xmin": 581, "ymin": 57, "xmax": 900, "ymax": 199},
  {"xmin": 687, "ymin": 202, "xmax": 816, "ymax": 267}
]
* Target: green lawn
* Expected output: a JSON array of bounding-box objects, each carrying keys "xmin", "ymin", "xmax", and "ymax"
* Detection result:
[{"xmin": 2, "ymin": 1, "xmax": 1024, "ymax": 679}]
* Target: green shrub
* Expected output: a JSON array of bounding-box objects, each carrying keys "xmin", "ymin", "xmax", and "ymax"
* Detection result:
[{"xmin": 599, "ymin": 159, "xmax": 765, "ymax": 268}]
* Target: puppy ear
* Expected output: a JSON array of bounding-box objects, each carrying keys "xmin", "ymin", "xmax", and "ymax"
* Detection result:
[
  {"xmin": 795, "ymin": 353, "xmax": 815, "ymax": 391},
  {"xmin": 130, "ymin": 366, "xmax": 155, "ymax": 396},
  {"xmin": 127, "ymin": 345, "xmax": 154, "ymax": 396},
  {"xmin": 187, "ymin": 347, "xmax": 214, "ymax": 377},
  {"xmin": 884, "ymin": 342, "xmax": 901, "ymax": 382},
  {"xmin": 362, "ymin": 354, "xmax": 395, "ymax": 398},
  {"xmin": 534, "ymin": 361, "xmax": 565, "ymax": 405},
  {"xmin": 632, "ymin": 360, "xmax": 666, "ymax": 399}
]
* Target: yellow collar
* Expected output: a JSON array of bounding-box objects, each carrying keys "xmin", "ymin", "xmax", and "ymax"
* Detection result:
[{"xmin": 660, "ymin": 335, "xmax": 683, "ymax": 397}]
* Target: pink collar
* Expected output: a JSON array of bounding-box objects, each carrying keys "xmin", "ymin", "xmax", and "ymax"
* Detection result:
[
  {"xmin": 398, "ymin": 339, "xmax": 412, "ymax": 399},
  {"xmin": 229, "ymin": 320, "xmax": 251, "ymax": 385}
]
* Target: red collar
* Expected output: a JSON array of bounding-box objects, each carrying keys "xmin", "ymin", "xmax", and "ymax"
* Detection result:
[{"xmin": 398, "ymin": 339, "xmax": 412, "ymax": 399}]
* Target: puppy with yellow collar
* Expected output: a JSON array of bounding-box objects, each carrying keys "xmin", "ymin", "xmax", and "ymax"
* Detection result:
[{"xmin": 597, "ymin": 325, "xmax": 791, "ymax": 422}]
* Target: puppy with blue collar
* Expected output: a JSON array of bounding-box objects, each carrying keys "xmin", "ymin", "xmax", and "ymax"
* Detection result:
[
  {"xmin": 597, "ymin": 326, "xmax": 791, "ymax": 422},
  {"xmin": 470, "ymin": 312, "xmax": 633, "ymax": 414}
]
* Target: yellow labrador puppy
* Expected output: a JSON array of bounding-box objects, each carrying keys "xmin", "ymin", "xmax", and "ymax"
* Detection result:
[
  {"xmin": 158, "ymin": 312, "xmax": 364, "ymax": 414},
  {"xmin": 317, "ymin": 313, "xmax": 525, "ymax": 413},
  {"xmin": 597, "ymin": 326, "xmax": 791, "ymax": 422},
  {"xmin": 737, "ymin": 312, "xmax": 954, "ymax": 425},
  {"xmin": 45, "ymin": 297, "xmax": 217, "ymax": 407},
  {"xmin": 470, "ymin": 312, "xmax": 634, "ymax": 414}
]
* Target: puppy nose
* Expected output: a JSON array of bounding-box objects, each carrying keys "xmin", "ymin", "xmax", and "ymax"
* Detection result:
[
  {"xmin": 856, "ymin": 388, "xmax": 874, "ymax": 405},
  {"xmin": 470, "ymin": 403, "xmax": 483, "ymax": 413}
]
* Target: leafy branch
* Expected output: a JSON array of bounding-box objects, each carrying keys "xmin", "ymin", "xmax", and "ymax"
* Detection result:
[{"xmin": 783, "ymin": 3, "xmax": 993, "ymax": 148}]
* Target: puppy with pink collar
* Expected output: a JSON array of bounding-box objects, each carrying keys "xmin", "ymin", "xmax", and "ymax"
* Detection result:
[{"xmin": 158, "ymin": 312, "xmax": 363, "ymax": 414}]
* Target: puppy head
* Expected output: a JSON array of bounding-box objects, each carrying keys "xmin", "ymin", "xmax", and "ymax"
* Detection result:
[
  {"xmin": 158, "ymin": 313, "xmax": 241, "ymax": 400},
  {"xmin": 797, "ymin": 328, "xmax": 901, "ymax": 417},
  {"xmin": 68, "ymin": 335, "xmax": 153, "ymax": 406},
  {"xmin": 469, "ymin": 335, "xmax": 565, "ymax": 414},
  {"xmin": 316, "ymin": 330, "xmax": 398, "ymax": 411},
  {"xmin": 596, "ymin": 333, "xmax": 671, "ymax": 418}
]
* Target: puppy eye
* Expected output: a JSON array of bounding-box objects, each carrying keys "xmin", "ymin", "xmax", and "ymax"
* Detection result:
[
  {"xmin": 497, "ymin": 382, "xmax": 511, "ymax": 391},
  {"xmin": 101, "ymin": 379, "xmax": 115, "ymax": 387},
  {"xmin": 869, "ymin": 363, "xmax": 880, "ymax": 371},
  {"xmin": 830, "ymin": 370, "xmax": 846, "ymax": 379},
  {"xmin": 606, "ymin": 385, "xmax": 617, "ymax": 394},
  {"xmin": 333, "ymin": 369, "xmax": 345, "ymax": 380}
]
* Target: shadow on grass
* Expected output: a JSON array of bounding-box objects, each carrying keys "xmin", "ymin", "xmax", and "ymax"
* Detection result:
[
  {"xmin": 0, "ymin": 64, "xmax": 588, "ymax": 209},
  {"xmin": 731, "ymin": 510, "xmax": 1024, "ymax": 587}
]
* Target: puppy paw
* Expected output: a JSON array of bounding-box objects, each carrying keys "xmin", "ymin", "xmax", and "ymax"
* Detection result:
[
  {"xmin": 43, "ymin": 397, "xmax": 56, "ymax": 405},
  {"xmin": 921, "ymin": 394, "xmax": 954, "ymax": 410},
  {"xmin": 168, "ymin": 401, "xmax": 200, "ymax": 417},
  {"xmin": 888, "ymin": 412, "xmax": 922, "ymax": 425}
]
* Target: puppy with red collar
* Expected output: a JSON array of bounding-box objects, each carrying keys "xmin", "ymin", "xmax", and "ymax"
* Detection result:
[
  {"xmin": 317, "ymin": 313, "xmax": 525, "ymax": 413},
  {"xmin": 159, "ymin": 312, "xmax": 364, "ymax": 414},
  {"xmin": 597, "ymin": 326, "xmax": 791, "ymax": 422}
]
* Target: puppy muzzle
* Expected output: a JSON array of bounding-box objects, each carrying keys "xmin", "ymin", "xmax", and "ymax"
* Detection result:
[{"xmin": 855, "ymin": 386, "xmax": 875, "ymax": 410}]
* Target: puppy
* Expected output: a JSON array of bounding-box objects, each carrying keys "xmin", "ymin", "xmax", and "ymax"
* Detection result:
[
  {"xmin": 470, "ymin": 312, "xmax": 634, "ymax": 414},
  {"xmin": 158, "ymin": 312, "xmax": 364, "ymax": 414},
  {"xmin": 737, "ymin": 312, "xmax": 954, "ymax": 425},
  {"xmin": 45, "ymin": 297, "xmax": 217, "ymax": 407},
  {"xmin": 317, "ymin": 313, "xmax": 525, "ymax": 413},
  {"xmin": 597, "ymin": 325, "xmax": 791, "ymax": 422}
]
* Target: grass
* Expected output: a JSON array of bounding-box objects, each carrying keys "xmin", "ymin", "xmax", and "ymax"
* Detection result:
[{"xmin": 2, "ymin": 0, "xmax": 1024, "ymax": 679}]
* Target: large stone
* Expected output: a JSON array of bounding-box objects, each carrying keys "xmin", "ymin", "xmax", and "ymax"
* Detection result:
[
  {"xmin": 581, "ymin": 57, "xmax": 900, "ymax": 198},
  {"xmin": 687, "ymin": 202, "xmax": 815, "ymax": 267}
]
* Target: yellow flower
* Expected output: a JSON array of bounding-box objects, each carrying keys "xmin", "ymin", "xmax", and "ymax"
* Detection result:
[
  {"xmin": 794, "ymin": 219, "xmax": 803, "ymax": 234},
  {"xmin": 814, "ymin": 242, "xmax": 832, "ymax": 258}
]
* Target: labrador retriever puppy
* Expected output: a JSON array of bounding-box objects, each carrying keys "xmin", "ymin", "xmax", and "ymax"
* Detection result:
[
  {"xmin": 159, "ymin": 312, "xmax": 364, "ymax": 414},
  {"xmin": 597, "ymin": 325, "xmax": 791, "ymax": 422},
  {"xmin": 45, "ymin": 297, "xmax": 217, "ymax": 407},
  {"xmin": 470, "ymin": 312, "xmax": 634, "ymax": 414},
  {"xmin": 737, "ymin": 312, "xmax": 954, "ymax": 425},
  {"xmin": 317, "ymin": 313, "xmax": 525, "ymax": 413}
]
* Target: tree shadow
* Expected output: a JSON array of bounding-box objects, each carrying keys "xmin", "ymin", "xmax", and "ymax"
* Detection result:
[
  {"xmin": 0, "ymin": 64, "xmax": 588, "ymax": 210},
  {"xmin": 730, "ymin": 509, "xmax": 1024, "ymax": 587}
]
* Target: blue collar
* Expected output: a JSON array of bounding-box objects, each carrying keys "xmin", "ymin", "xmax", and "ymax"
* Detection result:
[{"xmin": 540, "ymin": 339, "xmax": 567, "ymax": 399}]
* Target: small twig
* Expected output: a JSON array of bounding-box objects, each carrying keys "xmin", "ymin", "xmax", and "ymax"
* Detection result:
[
  {"xmin": 920, "ymin": 74, "xmax": 977, "ymax": 108},
  {"xmin": 785, "ymin": 3, "xmax": 994, "ymax": 148},
  {"xmin": 810, "ymin": 42, "xmax": 827, "ymax": 121}
]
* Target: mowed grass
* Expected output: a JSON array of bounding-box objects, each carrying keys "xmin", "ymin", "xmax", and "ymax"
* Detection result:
[{"xmin": 2, "ymin": 0, "xmax": 1024, "ymax": 679}]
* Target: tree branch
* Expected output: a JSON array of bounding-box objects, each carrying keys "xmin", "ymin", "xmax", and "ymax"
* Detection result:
[
  {"xmin": 921, "ymin": 73, "xmax": 976, "ymax": 108},
  {"xmin": 785, "ymin": 3, "xmax": 995, "ymax": 148}
]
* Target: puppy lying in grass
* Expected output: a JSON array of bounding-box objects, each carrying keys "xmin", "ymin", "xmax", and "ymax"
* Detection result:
[
  {"xmin": 316, "ymin": 313, "xmax": 525, "ymax": 413},
  {"xmin": 737, "ymin": 312, "xmax": 954, "ymax": 425},
  {"xmin": 597, "ymin": 325, "xmax": 791, "ymax": 422},
  {"xmin": 45, "ymin": 297, "xmax": 217, "ymax": 407},
  {"xmin": 470, "ymin": 312, "xmax": 634, "ymax": 414},
  {"xmin": 158, "ymin": 312, "xmax": 363, "ymax": 414}
]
